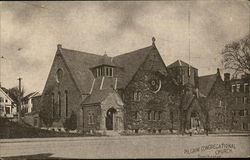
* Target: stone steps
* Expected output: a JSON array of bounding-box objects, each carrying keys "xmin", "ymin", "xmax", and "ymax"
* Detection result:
[{"xmin": 105, "ymin": 130, "xmax": 121, "ymax": 136}]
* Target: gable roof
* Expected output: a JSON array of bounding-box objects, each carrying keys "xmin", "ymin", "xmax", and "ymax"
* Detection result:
[
  {"xmin": 198, "ymin": 73, "xmax": 218, "ymax": 97},
  {"xmin": 60, "ymin": 48, "xmax": 103, "ymax": 94},
  {"xmin": 167, "ymin": 60, "xmax": 197, "ymax": 69},
  {"xmin": 113, "ymin": 45, "xmax": 154, "ymax": 88},
  {"xmin": 0, "ymin": 88, "xmax": 14, "ymax": 102},
  {"xmin": 82, "ymin": 88, "xmax": 115, "ymax": 105},
  {"xmin": 23, "ymin": 92, "xmax": 40, "ymax": 101},
  {"xmin": 59, "ymin": 45, "xmax": 154, "ymax": 93}
]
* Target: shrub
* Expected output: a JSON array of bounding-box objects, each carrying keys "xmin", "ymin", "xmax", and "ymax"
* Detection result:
[{"xmin": 63, "ymin": 111, "xmax": 77, "ymax": 131}]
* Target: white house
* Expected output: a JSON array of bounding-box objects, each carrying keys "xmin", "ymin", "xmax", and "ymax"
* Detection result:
[
  {"xmin": 0, "ymin": 88, "xmax": 17, "ymax": 118},
  {"xmin": 22, "ymin": 91, "xmax": 40, "ymax": 113}
]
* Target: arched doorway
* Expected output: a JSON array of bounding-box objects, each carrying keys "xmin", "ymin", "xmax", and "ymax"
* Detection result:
[
  {"xmin": 106, "ymin": 108, "xmax": 117, "ymax": 130},
  {"xmin": 190, "ymin": 111, "xmax": 201, "ymax": 130}
]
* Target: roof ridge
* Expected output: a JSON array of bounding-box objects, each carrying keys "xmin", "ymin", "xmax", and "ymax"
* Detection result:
[
  {"xmin": 199, "ymin": 73, "xmax": 217, "ymax": 78},
  {"xmin": 61, "ymin": 48, "xmax": 102, "ymax": 57},
  {"xmin": 114, "ymin": 45, "xmax": 153, "ymax": 58}
]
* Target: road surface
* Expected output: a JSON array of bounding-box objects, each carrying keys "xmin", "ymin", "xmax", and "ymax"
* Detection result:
[{"xmin": 0, "ymin": 134, "xmax": 249, "ymax": 159}]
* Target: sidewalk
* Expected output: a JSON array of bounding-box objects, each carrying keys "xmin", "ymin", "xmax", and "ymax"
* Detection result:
[{"xmin": 1, "ymin": 133, "xmax": 249, "ymax": 144}]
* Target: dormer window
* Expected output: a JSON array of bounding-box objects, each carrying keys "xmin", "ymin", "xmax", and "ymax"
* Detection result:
[
  {"xmin": 96, "ymin": 66, "xmax": 113, "ymax": 77},
  {"xmin": 106, "ymin": 67, "xmax": 113, "ymax": 77}
]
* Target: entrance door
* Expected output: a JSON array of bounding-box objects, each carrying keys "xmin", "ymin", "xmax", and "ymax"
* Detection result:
[
  {"xmin": 190, "ymin": 111, "xmax": 201, "ymax": 130},
  {"xmin": 106, "ymin": 108, "xmax": 116, "ymax": 130}
]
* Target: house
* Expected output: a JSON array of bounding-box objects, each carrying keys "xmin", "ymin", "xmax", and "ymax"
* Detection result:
[
  {"xmin": 22, "ymin": 93, "xmax": 42, "ymax": 127},
  {"xmin": 0, "ymin": 87, "xmax": 17, "ymax": 119},
  {"xmin": 22, "ymin": 91, "xmax": 40, "ymax": 114},
  {"xmin": 225, "ymin": 73, "xmax": 250, "ymax": 131}
]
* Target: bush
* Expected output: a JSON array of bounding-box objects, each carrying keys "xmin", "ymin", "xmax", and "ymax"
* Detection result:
[{"xmin": 63, "ymin": 111, "xmax": 77, "ymax": 131}]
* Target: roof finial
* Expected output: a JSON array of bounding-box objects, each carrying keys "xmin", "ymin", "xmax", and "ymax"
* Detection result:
[
  {"xmin": 104, "ymin": 51, "xmax": 107, "ymax": 56},
  {"xmin": 57, "ymin": 44, "xmax": 62, "ymax": 49},
  {"xmin": 152, "ymin": 37, "xmax": 156, "ymax": 45}
]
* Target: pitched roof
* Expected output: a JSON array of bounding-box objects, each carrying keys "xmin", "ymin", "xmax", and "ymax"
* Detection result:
[
  {"xmin": 60, "ymin": 48, "xmax": 103, "ymax": 94},
  {"xmin": 82, "ymin": 88, "xmax": 115, "ymax": 105},
  {"xmin": 0, "ymin": 88, "xmax": 13, "ymax": 102},
  {"xmin": 23, "ymin": 92, "xmax": 40, "ymax": 101},
  {"xmin": 167, "ymin": 60, "xmax": 197, "ymax": 69},
  {"xmin": 198, "ymin": 73, "xmax": 218, "ymax": 97},
  {"xmin": 59, "ymin": 45, "xmax": 154, "ymax": 93},
  {"xmin": 113, "ymin": 45, "xmax": 154, "ymax": 88}
]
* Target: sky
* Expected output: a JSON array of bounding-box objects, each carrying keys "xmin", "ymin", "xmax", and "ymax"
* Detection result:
[{"xmin": 0, "ymin": 0, "xmax": 249, "ymax": 94}]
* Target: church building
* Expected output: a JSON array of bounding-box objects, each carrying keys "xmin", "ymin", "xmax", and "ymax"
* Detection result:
[{"xmin": 40, "ymin": 38, "xmax": 227, "ymax": 134}]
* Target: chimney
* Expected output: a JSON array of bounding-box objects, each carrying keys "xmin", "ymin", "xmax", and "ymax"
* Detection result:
[
  {"xmin": 224, "ymin": 73, "xmax": 230, "ymax": 82},
  {"xmin": 152, "ymin": 37, "xmax": 156, "ymax": 46},
  {"xmin": 217, "ymin": 68, "xmax": 220, "ymax": 74}
]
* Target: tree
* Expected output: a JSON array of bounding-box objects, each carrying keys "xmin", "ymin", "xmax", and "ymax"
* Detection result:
[
  {"xmin": 221, "ymin": 34, "xmax": 250, "ymax": 75},
  {"xmin": 8, "ymin": 86, "xmax": 25, "ymax": 119}
]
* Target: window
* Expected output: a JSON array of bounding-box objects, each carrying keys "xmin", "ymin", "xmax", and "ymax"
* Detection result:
[
  {"xmin": 244, "ymin": 109, "xmax": 248, "ymax": 116},
  {"xmin": 153, "ymin": 111, "xmax": 157, "ymax": 121},
  {"xmin": 243, "ymin": 97, "xmax": 247, "ymax": 104},
  {"xmin": 52, "ymin": 93, "xmax": 55, "ymax": 118},
  {"xmin": 133, "ymin": 91, "xmax": 142, "ymax": 102},
  {"xmin": 158, "ymin": 111, "xmax": 162, "ymax": 120},
  {"xmin": 65, "ymin": 90, "xmax": 68, "ymax": 117},
  {"xmin": 106, "ymin": 67, "xmax": 109, "ymax": 76},
  {"xmin": 5, "ymin": 99, "xmax": 8, "ymax": 103},
  {"xmin": 236, "ymin": 84, "xmax": 240, "ymax": 92},
  {"xmin": 0, "ymin": 97, "xmax": 4, "ymax": 102},
  {"xmin": 58, "ymin": 92, "xmax": 61, "ymax": 118},
  {"xmin": 88, "ymin": 111, "xmax": 95, "ymax": 124},
  {"xmin": 219, "ymin": 100, "xmax": 222, "ymax": 107},
  {"xmin": 5, "ymin": 107, "xmax": 10, "ymax": 114},
  {"xmin": 137, "ymin": 91, "xmax": 142, "ymax": 101},
  {"xmin": 109, "ymin": 67, "xmax": 113, "ymax": 77},
  {"xmin": 231, "ymin": 85, "xmax": 236, "ymax": 93},
  {"xmin": 147, "ymin": 111, "xmax": 151, "ymax": 120},
  {"xmin": 96, "ymin": 68, "xmax": 100, "ymax": 77},
  {"xmin": 239, "ymin": 110, "xmax": 244, "ymax": 117},
  {"xmin": 134, "ymin": 111, "xmax": 139, "ymax": 120},
  {"xmin": 244, "ymin": 83, "xmax": 249, "ymax": 93},
  {"xmin": 133, "ymin": 91, "xmax": 137, "ymax": 101},
  {"xmin": 56, "ymin": 69, "xmax": 63, "ymax": 83}
]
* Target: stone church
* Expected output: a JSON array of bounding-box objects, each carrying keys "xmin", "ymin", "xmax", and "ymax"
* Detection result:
[{"xmin": 40, "ymin": 38, "xmax": 228, "ymax": 134}]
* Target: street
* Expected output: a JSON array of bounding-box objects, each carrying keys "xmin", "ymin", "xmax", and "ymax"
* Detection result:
[{"xmin": 0, "ymin": 134, "xmax": 249, "ymax": 159}]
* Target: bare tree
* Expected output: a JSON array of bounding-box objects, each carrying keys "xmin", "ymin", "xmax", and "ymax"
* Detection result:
[{"xmin": 221, "ymin": 34, "xmax": 250, "ymax": 75}]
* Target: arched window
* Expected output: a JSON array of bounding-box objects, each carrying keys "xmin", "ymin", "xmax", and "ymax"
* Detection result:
[
  {"xmin": 51, "ymin": 93, "xmax": 55, "ymax": 118},
  {"xmin": 56, "ymin": 69, "xmax": 63, "ymax": 83},
  {"xmin": 158, "ymin": 111, "xmax": 161, "ymax": 120},
  {"xmin": 134, "ymin": 111, "xmax": 139, "ymax": 120},
  {"xmin": 133, "ymin": 91, "xmax": 137, "ymax": 101},
  {"xmin": 147, "ymin": 111, "xmax": 151, "ymax": 120},
  {"xmin": 153, "ymin": 111, "xmax": 157, "ymax": 121},
  {"xmin": 137, "ymin": 91, "xmax": 142, "ymax": 101},
  {"xmin": 65, "ymin": 90, "xmax": 68, "ymax": 117},
  {"xmin": 58, "ymin": 92, "xmax": 61, "ymax": 118}
]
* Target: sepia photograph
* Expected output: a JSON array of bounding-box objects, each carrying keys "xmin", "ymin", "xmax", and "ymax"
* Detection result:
[{"xmin": 0, "ymin": 0, "xmax": 249, "ymax": 159}]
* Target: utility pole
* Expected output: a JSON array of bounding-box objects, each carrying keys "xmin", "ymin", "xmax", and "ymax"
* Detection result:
[{"xmin": 17, "ymin": 77, "xmax": 22, "ymax": 121}]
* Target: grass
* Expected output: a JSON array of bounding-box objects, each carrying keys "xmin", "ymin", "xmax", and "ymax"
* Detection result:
[{"xmin": 0, "ymin": 118, "xmax": 102, "ymax": 139}]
